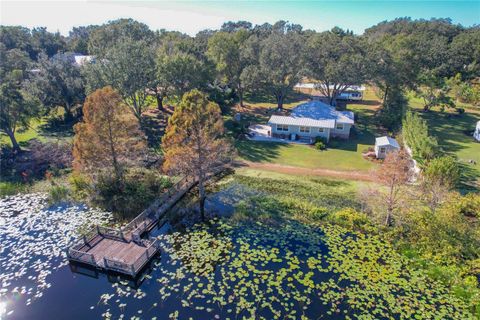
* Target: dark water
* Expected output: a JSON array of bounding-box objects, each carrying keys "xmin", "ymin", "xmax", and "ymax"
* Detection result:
[{"xmin": 5, "ymin": 223, "xmax": 334, "ymax": 320}]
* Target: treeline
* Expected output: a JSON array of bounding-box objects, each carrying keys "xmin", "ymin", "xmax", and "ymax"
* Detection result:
[{"xmin": 1, "ymin": 18, "xmax": 479, "ymax": 151}]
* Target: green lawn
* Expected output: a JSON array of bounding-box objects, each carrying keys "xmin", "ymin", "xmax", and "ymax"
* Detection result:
[
  {"xmin": 237, "ymin": 135, "xmax": 375, "ymax": 172},
  {"xmin": 0, "ymin": 118, "xmax": 47, "ymax": 148},
  {"xmin": 408, "ymin": 93, "xmax": 480, "ymax": 188}
]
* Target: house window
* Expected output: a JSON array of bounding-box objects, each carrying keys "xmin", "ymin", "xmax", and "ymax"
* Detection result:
[
  {"xmin": 299, "ymin": 126, "xmax": 310, "ymax": 133},
  {"xmin": 318, "ymin": 127, "xmax": 324, "ymax": 133},
  {"xmin": 380, "ymin": 147, "xmax": 386, "ymax": 153},
  {"xmin": 277, "ymin": 124, "xmax": 289, "ymax": 132},
  {"xmin": 336, "ymin": 123, "xmax": 344, "ymax": 130}
]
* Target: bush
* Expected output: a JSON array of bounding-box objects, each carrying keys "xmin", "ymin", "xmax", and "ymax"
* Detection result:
[
  {"xmin": 0, "ymin": 181, "xmax": 27, "ymax": 197},
  {"xmin": 424, "ymin": 156, "xmax": 460, "ymax": 189},
  {"xmin": 327, "ymin": 208, "xmax": 373, "ymax": 232},
  {"xmin": 94, "ymin": 168, "xmax": 172, "ymax": 219},
  {"xmin": 69, "ymin": 173, "xmax": 92, "ymax": 200},
  {"xmin": 48, "ymin": 185, "xmax": 70, "ymax": 204},
  {"xmin": 314, "ymin": 141, "xmax": 326, "ymax": 150}
]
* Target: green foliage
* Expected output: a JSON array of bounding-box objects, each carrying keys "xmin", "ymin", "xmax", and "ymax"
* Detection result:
[
  {"xmin": 124, "ymin": 219, "xmax": 474, "ymax": 319},
  {"xmin": 326, "ymin": 208, "xmax": 373, "ymax": 232},
  {"xmin": 377, "ymin": 86, "xmax": 407, "ymax": 130},
  {"xmin": 402, "ymin": 111, "xmax": 439, "ymax": 161},
  {"xmin": 314, "ymin": 140, "xmax": 326, "ymax": 150},
  {"xmin": 424, "ymin": 156, "xmax": 461, "ymax": 189},
  {"xmin": 47, "ymin": 184, "xmax": 70, "ymax": 204},
  {"xmin": 0, "ymin": 181, "xmax": 27, "ymax": 197},
  {"xmin": 93, "ymin": 168, "xmax": 172, "ymax": 219},
  {"xmin": 68, "ymin": 172, "xmax": 91, "ymax": 200}
]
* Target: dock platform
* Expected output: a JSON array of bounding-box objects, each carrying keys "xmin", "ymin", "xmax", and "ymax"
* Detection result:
[{"xmin": 67, "ymin": 176, "xmax": 195, "ymax": 276}]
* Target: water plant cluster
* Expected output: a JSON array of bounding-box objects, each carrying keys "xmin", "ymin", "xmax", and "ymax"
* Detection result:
[
  {"xmin": 0, "ymin": 193, "xmax": 112, "ymax": 317},
  {"xmin": 96, "ymin": 219, "xmax": 473, "ymax": 319}
]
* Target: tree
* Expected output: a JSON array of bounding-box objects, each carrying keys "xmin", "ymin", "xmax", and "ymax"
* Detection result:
[
  {"xmin": 415, "ymin": 74, "xmax": 455, "ymax": 112},
  {"xmin": 304, "ymin": 29, "xmax": 368, "ymax": 106},
  {"xmin": 67, "ymin": 25, "xmax": 98, "ymax": 54},
  {"xmin": 152, "ymin": 47, "xmax": 210, "ymax": 110},
  {"xmin": 207, "ymin": 30, "xmax": 250, "ymax": 107},
  {"xmin": 29, "ymin": 53, "xmax": 85, "ymax": 120},
  {"xmin": 73, "ymin": 86, "xmax": 146, "ymax": 182},
  {"xmin": 162, "ymin": 90, "xmax": 233, "ymax": 221},
  {"xmin": 84, "ymin": 39, "xmax": 156, "ymax": 120},
  {"xmin": 30, "ymin": 27, "xmax": 66, "ymax": 59},
  {"xmin": 422, "ymin": 156, "xmax": 460, "ymax": 211},
  {"xmin": 0, "ymin": 45, "xmax": 39, "ymax": 152},
  {"xmin": 87, "ymin": 18, "xmax": 154, "ymax": 56},
  {"xmin": 0, "ymin": 75, "xmax": 40, "ymax": 152},
  {"xmin": 374, "ymin": 149, "xmax": 412, "ymax": 226},
  {"xmin": 402, "ymin": 112, "xmax": 439, "ymax": 162},
  {"xmin": 247, "ymin": 31, "xmax": 304, "ymax": 109}
]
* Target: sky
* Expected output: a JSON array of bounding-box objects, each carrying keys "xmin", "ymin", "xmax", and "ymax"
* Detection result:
[{"xmin": 1, "ymin": 0, "xmax": 479, "ymax": 36}]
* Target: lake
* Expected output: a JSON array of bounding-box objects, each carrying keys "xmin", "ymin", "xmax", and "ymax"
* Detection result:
[{"xmin": 0, "ymin": 186, "xmax": 472, "ymax": 319}]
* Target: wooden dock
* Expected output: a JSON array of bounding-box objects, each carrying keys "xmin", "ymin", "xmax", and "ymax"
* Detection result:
[{"xmin": 67, "ymin": 176, "xmax": 196, "ymax": 276}]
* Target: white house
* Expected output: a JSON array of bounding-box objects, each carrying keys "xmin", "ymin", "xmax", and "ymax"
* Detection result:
[
  {"xmin": 266, "ymin": 101, "xmax": 354, "ymax": 142},
  {"xmin": 474, "ymin": 121, "xmax": 480, "ymax": 142},
  {"xmin": 375, "ymin": 136, "xmax": 400, "ymax": 159},
  {"xmin": 74, "ymin": 55, "xmax": 95, "ymax": 66}
]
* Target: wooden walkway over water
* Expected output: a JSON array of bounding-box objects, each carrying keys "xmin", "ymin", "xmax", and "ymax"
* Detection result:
[{"xmin": 67, "ymin": 176, "xmax": 196, "ymax": 276}]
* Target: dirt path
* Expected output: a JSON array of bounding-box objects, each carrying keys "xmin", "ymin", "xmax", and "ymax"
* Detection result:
[{"xmin": 237, "ymin": 161, "xmax": 378, "ymax": 183}]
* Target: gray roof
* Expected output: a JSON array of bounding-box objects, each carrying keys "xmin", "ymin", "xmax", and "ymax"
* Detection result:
[
  {"xmin": 267, "ymin": 100, "xmax": 354, "ymax": 128},
  {"xmin": 375, "ymin": 136, "xmax": 400, "ymax": 148},
  {"xmin": 292, "ymin": 101, "xmax": 354, "ymax": 125},
  {"xmin": 268, "ymin": 115, "xmax": 335, "ymax": 128}
]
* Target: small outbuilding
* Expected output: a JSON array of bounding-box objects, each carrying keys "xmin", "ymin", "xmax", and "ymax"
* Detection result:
[
  {"xmin": 375, "ymin": 136, "xmax": 400, "ymax": 159},
  {"xmin": 474, "ymin": 121, "xmax": 480, "ymax": 142}
]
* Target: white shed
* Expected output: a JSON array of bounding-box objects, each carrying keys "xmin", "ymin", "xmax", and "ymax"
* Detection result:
[
  {"xmin": 375, "ymin": 136, "xmax": 400, "ymax": 159},
  {"xmin": 474, "ymin": 121, "xmax": 480, "ymax": 142}
]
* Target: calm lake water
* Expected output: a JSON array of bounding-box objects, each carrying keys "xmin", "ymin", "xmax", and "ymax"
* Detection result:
[
  {"xmin": 2, "ymin": 185, "xmax": 467, "ymax": 319},
  {"xmin": 1, "ymin": 186, "xmax": 343, "ymax": 320}
]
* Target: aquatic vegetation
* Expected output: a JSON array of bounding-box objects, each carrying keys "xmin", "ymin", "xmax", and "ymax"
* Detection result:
[
  {"xmin": 0, "ymin": 193, "xmax": 112, "ymax": 315},
  {"xmin": 96, "ymin": 219, "xmax": 473, "ymax": 319}
]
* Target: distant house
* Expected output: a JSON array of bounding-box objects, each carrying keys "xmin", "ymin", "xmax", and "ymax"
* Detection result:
[
  {"xmin": 375, "ymin": 136, "xmax": 400, "ymax": 159},
  {"xmin": 266, "ymin": 101, "xmax": 354, "ymax": 143},
  {"xmin": 474, "ymin": 121, "xmax": 480, "ymax": 142},
  {"xmin": 74, "ymin": 55, "xmax": 95, "ymax": 66}
]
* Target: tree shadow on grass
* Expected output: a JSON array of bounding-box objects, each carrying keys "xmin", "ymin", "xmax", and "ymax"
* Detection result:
[
  {"xmin": 236, "ymin": 140, "xmax": 284, "ymax": 163},
  {"xmin": 329, "ymin": 128, "xmax": 376, "ymax": 153},
  {"xmin": 38, "ymin": 117, "xmax": 75, "ymax": 138},
  {"xmin": 458, "ymin": 162, "xmax": 480, "ymax": 193},
  {"xmin": 417, "ymin": 110, "xmax": 480, "ymax": 154}
]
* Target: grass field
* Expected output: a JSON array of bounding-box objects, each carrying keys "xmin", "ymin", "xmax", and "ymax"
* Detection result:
[{"xmin": 408, "ymin": 93, "xmax": 480, "ymax": 187}]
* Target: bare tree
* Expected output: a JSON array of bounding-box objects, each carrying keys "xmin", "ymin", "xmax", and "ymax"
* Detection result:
[{"xmin": 374, "ymin": 149, "xmax": 412, "ymax": 226}]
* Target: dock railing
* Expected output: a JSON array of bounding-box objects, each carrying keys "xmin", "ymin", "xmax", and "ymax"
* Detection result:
[{"xmin": 67, "ymin": 248, "xmax": 96, "ymax": 265}]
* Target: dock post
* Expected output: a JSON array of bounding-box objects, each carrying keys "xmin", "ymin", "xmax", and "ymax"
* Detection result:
[
  {"xmin": 103, "ymin": 257, "xmax": 108, "ymax": 269},
  {"xmin": 131, "ymin": 264, "xmax": 135, "ymax": 276}
]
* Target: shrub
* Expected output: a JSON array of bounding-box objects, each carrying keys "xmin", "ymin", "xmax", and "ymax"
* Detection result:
[
  {"xmin": 94, "ymin": 168, "xmax": 172, "ymax": 219},
  {"xmin": 48, "ymin": 185, "xmax": 70, "ymax": 204},
  {"xmin": 424, "ymin": 156, "xmax": 460, "ymax": 189},
  {"xmin": 402, "ymin": 111, "xmax": 439, "ymax": 161},
  {"xmin": 327, "ymin": 208, "xmax": 372, "ymax": 232},
  {"xmin": 69, "ymin": 173, "xmax": 92, "ymax": 200},
  {"xmin": 0, "ymin": 182, "xmax": 27, "ymax": 197},
  {"xmin": 314, "ymin": 141, "xmax": 326, "ymax": 150}
]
